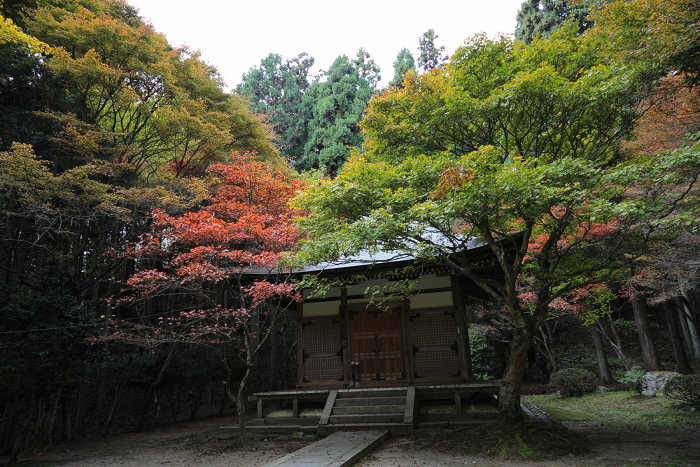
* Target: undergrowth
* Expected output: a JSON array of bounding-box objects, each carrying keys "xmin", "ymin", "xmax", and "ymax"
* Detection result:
[
  {"xmin": 444, "ymin": 420, "xmax": 589, "ymax": 461},
  {"xmin": 523, "ymin": 391, "xmax": 700, "ymax": 430}
]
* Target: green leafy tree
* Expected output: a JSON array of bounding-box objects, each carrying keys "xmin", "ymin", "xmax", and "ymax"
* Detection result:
[
  {"xmin": 515, "ymin": 0, "xmax": 598, "ymax": 44},
  {"xmin": 237, "ymin": 52, "xmax": 314, "ymax": 163},
  {"xmin": 593, "ymin": 0, "xmax": 700, "ymax": 86},
  {"xmin": 0, "ymin": 0, "xmax": 283, "ymax": 455},
  {"xmin": 301, "ymin": 49, "xmax": 380, "ymax": 176},
  {"xmin": 417, "ymin": 29, "xmax": 446, "ymax": 72},
  {"xmin": 389, "ymin": 47, "xmax": 416, "ymax": 88},
  {"xmin": 294, "ymin": 26, "xmax": 700, "ymax": 422},
  {"xmin": 18, "ymin": 0, "xmax": 279, "ymax": 176}
]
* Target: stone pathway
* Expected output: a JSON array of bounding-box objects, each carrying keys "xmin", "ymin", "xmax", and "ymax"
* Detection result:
[{"xmin": 262, "ymin": 430, "xmax": 390, "ymax": 467}]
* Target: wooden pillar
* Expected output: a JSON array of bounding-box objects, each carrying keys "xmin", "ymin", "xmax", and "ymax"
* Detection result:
[
  {"xmin": 400, "ymin": 298, "xmax": 414, "ymax": 381},
  {"xmin": 452, "ymin": 274, "xmax": 472, "ymax": 380},
  {"xmin": 297, "ymin": 303, "xmax": 305, "ymax": 386},
  {"xmin": 340, "ymin": 287, "xmax": 350, "ymax": 382}
]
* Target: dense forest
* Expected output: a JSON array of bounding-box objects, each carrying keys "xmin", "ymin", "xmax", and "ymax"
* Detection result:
[{"xmin": 1, "ymin": 0, "xmax": 700, "ymax": 461}]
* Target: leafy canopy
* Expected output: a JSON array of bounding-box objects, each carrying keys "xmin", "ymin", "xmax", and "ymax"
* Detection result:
[{"xmin": 293, "ymin": 26, "xmax": 700, "ymax": 421}]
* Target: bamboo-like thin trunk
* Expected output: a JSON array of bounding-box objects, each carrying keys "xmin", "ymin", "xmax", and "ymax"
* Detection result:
[
  {"xmin": 627, "ymin": 276, "xmax": 663, "ymax": 372},
  {"xmin": 597, "ymin": 318, "xmax": 633, "ymax": 371},
  {"xmin": 678, "ymin": 293, "xmax": 700, "ymax": 362},
  {"xmin": 62, "ymin": 394, "xmax": 72, "ymax": 442},
  {"xmin": 675, "ymin": 296, "xmax": 697, "ymax": 363},
  {"xmin": 591, "ymin": 324, "xmax": 615, "ymax": 384},
  {"xmin": 103, "ymin": 382, "xmax": 124, "ymax": 436},
  {"xmin": 663, "ymin": 300, "xmax": 692, "ymax": 375}
]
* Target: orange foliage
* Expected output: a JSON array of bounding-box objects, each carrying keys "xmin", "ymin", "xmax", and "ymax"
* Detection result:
[
  {"xmin": 118, "ymin": 152, "xmax": 306, "ymax": 324},
  {"xmin": 430, "ymin": 164, "xmax": 478, "ymax": 199},
  {"xmin": 624, "ymin": 74, "xmax": 700, "ymax": 156}
]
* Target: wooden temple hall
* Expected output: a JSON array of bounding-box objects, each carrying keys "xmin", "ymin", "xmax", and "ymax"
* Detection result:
[
  {"xmin": 298, "ymin": 267, "xmax": 471, "ymax": 387},
  {"xmin": 249, "ymin": 239, "xmax": 510, "ymax": 436}
]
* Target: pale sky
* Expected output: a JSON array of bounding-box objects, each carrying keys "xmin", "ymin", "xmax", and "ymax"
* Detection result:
[{"xmin": 127, "ymin": 0, "xmax": 526, "ymax": 90}]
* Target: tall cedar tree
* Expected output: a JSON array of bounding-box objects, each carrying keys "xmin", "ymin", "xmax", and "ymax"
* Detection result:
[
  {"xmin": 236, "ymin": 53, "xmax": 315, "ymax": 163},
  {"xmin": 389, "ymin": 48, "xmax": 416, "ymax": 88},
  {"xmin": 301, "ymin": 49, "xmax": 380, "ymax": 176},
  {"xmin": 417, "ymin": 29, "xmax": 446, "ymax": 72},
  {"xmin": 515, "ymin": 0, "xmax": 598, "ymax": 44}
]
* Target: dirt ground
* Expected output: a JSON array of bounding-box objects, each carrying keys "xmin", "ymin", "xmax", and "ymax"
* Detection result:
[{"xmin": 4, "ymin": 414, "xmax": 700, "ymax": 467}]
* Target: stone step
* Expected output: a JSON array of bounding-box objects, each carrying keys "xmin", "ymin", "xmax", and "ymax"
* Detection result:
[
  {"xmin": 251, "ymin": 417, "xmax": 319, "ymax": 426},
  {"xmin": 318, "ymin": 423, "xmax": 413, "ymax": 437},
  {"xmin": 329, "ymin": 413, "xmax": 404, "ymax": 424},
  {"xmin": 420, "ymin": 412, "xmax": 498, "ymax": 422},
  {"xmin": 448, "ymin": 420, "xmax": 492, "ymax": 427},
  {"xmin": 336, "ymin": 389, "xmax": 407, "ymax": 398},
  {"xmin": 332, "ymin": 404, "xmax": 405, "ymax": 415},
  {"xmin": 335, "ymin": 396, "xmax": 406, "ymax": 407},
  {"xmin": 245, "ymin": 425, "xmax": 317, "ymax": 435}
]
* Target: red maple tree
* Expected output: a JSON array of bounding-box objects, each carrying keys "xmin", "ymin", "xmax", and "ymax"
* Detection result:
[{"xmin": 109, "ymin": 152, "xmax": 305, "ymax": 445}]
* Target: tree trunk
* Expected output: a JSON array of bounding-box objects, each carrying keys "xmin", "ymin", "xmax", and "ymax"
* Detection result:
[
  {"xmin": 236, "ymin": 366, "xmax": 252, "ymax": 449},
  {"xmin": 597, "ymin": 317, "xmax": 633, "ymax": 371},
  {"xmin": 44, "ymin": 386, "xmax": 63, "ymax": 448},
  {"xmin": 61, "ymin": 394, "xmax": 72, "ymax": 442},
  {"xmin": 675, "ymin": 296, "xmax": 698, "ymax": 363},
  {"xmin": 498, "ymin": 326, "xmax": 533, "ymax": 423},
  {"xmin": 627, "ymin": 278, "xmax": 663, "ymax": 371},
  {"xmin": 74, "ymin": 384, "xmax": 87, "ymax": 437},
  {"xmin": 663, "ymin": 300, "xmax": 692, "ymax": 375},
  {"xmin": 97, "ymin": 373, "xmax": 106, "ymax": 429},
  {"xmin": 219, "ymin": 384, "xmax": 228, "ymax": 414},
  {"xmin": 10, "ymin": 386, "xmax": 37, "ymax": 464},
  {"xmin": 189, "ymin": 382, "xmax": 206, "ymax": 421},
  {"xmin": 222, "ymin": 345, "xmax": 251, "ymax": 449},
  {"xmin": 0, "ymin": 402, "xmax": 16, "ymax": 455},
  {"xmin": 591, "ymin": 324, "xmax": 615, "ymax": 384},
  {"xmin": 103, "ymin": 382, "xmax": 124, "ymax": 436},
  {"xmin": 532, "ymin": 322, "xmax": 558, "ymax": 375},
  {"xmin": 678, "ymin": 294, "xmax": 700, "ymax": 362},
  {"xmin": 138, "ymin": 344, "xmax": 178, "ymax": 431},
  {"xmin": 251, "ymin": 313, "xmax": 260, "ymax": 393}
]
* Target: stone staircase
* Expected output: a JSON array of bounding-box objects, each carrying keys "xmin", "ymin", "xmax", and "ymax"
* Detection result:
[{"xmin": 317, "ymin": 387, "xmax": 415, "ymax": 436}]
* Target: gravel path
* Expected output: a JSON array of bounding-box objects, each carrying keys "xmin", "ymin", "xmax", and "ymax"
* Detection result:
[{"xmin": 4, "ymin": 413, "xmax": 700, "ymax": 466}]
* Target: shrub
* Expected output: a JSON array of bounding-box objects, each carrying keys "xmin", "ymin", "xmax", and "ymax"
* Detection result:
[
  {"xmin": 664, "ymin": 374, "xmax": 700, "ymax": 406},
  {"xmin": 549, "ymin": 367, "xmax": 598, "ymax": 397},
  {"xmin": 620, "ymin": 366, "xmax": 646, "ymax": 394},
  {"xmin": 469, "ymin": 329, "xmax": 500, "ymax": 380}
]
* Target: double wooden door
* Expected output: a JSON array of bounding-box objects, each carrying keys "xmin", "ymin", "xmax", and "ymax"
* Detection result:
[{"xmin": 351, "ymin": 310, "xmax": 403, "ymax": 380}]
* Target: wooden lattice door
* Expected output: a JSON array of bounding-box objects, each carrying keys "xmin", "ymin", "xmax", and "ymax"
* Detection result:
[
  {"xmin": 302, "ymin": 321, "xmax": 343, "ymax": 382},
  {"xmin": 351, "ymin": 310, "xmax": 403, "ymax": 380},
  {"xmin": 410, "ymin": 311, "xmax": 460, "ymax": 378}
]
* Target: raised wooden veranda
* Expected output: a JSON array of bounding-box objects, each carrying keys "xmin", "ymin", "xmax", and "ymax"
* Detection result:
[{"xmin": 248, "ymin": 382, "xmax": 501, "ymax": 436}]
